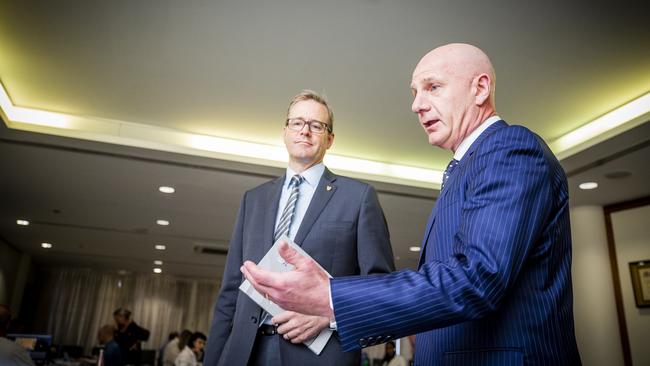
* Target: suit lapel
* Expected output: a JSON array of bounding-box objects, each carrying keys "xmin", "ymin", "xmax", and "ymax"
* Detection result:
[
  {"xmin": 418, "ymin": 202, "xmax": 438, "ymax": 269},
  {"xmin": 294, "ymin": 168, "xmax": 337, "ymax": 246},
  {"xmin": 262, "ymin": 175, "xmax": 285, "ymax": 253}
]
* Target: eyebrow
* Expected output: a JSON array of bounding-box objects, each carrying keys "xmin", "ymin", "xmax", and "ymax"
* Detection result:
[{"xmin": 410, "ymin": 76, "xmax": 441, "ymax": 90}]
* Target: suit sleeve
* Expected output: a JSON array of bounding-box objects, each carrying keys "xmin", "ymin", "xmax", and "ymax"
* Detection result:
[
  {"xmin": 204, "ymin": 193, "xmax": 247, "ymax": 366},
  {"xmin": 331, "ymin": 130, "xmax": 554, "ymax": 351},
  {"xmin": 356, "ymin": 184, "xmax": 395, "ymax": 274}
]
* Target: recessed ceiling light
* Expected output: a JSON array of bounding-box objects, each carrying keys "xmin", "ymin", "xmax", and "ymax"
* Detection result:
[
  {"xmin": 41, "ymin": 242, "xmax": 53, "ymax": 249},
  {"xmin": 154, "ymin": 260, "xmax": 163, "ymax": 265},
  {"xmin": 154, "ymin": 244, "xmax": 166, "ymax": 250},
  {"xmin": 579, "ymin": 182, "xmax": 598, "ymax": 190},
  {"xmin": 16, "ymin": 219, "xmax": 30, "ymax": 226},
  {"xmin": 159, "ymin": 186, "xmax": 175, "ymax": 194},
  {"xmin": 156, "ymin": 219, "xmax": 170, "ymax": 226},
  {"xmin": 153, "ymin": 268, "xmax": 162, "ymax": 274},
  {"xmin": 409, "ymin": 246, "xmax": 421, "ymax": 252}
]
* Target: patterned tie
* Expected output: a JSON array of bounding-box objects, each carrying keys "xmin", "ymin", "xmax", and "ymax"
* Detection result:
[
  {"xmin": 260, "ymin": 174, "xmax": 304, "ymax": 326},
  {"xmin": 274, "ymin": 174, "xmax": 304, "ymax": 242},
  {"xmin": 441, "ymin": 159, "xmax": 459, "ymax": 190}
]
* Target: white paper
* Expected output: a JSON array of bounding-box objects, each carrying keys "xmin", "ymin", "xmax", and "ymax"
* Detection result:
[{"xmin": 239, "ymin": 235, "xmax": 333, "ymax": 355}]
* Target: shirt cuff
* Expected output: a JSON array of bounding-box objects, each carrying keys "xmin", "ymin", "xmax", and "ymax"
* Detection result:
[{"xmin": 328, "ymin": 281, "xmax": 337, "ymax": 330}]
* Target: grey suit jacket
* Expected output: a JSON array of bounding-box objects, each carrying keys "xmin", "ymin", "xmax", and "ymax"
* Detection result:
[{"xmin": 204, "ymin": 168, "xmax": 395, "ymax": 366}]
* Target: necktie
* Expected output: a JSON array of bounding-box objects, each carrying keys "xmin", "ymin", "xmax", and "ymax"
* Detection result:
[
  {"xmin": 274, "ymin": 174, "xmax": 304, "ymax": 242},
  {"xmin": 260, "ymin": 174, "xmax": 304, "ymax": 326},
  {"xmin": 441, "ymin": 159, "xmax": 459, "ymax": 190}
]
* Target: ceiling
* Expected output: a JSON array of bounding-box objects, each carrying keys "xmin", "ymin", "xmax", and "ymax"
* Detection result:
[{"xmin": 0, "ymin": 0, "xmax": 649, "ymax": 280}]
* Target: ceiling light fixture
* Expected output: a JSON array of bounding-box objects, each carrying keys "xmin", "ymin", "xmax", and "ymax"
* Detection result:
[
  {"xmin": 153, "ymin": 268, "xmax": 162, "ymax": 274},
  {"xmin": 550, "ymin": 92, "xmax": 650, "ymax": 158},
  {"xmin": 0, "ymin": 83, "xmax": 442, "ymax": 189},
  {"xmin": 578, "ymin": 182, "xmax": 599, "ymax": 190},
  {"xmin": 156, "ymin": 219, "xmax": 170, "ymax": 226},
  {"xmin": 16, "ymin": 219, "xmax": 30, "ymax": 226},
  {"xmin": 154, "ymin": 260, "xmax": 163, "ymax": 265},
  {"xmin": 409, "ymin": 246, "xmax": 421, "ymax": 252},
  {"xmin": 159, "ymin": 186, "xmax": 175, "ymax": 194},
  {"xmin": 154, "ymin": 244, "xmax": 166, "ymax": 250},
  {"xmin": 41, "ymin": 242, "xmax": 53, "ymax": 249},
  {"xmin": 2, "ymin": 84, "xmax": 648, "ymax": 189}
]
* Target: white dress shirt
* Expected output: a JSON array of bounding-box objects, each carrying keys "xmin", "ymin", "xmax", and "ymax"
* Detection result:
[
  {"xmin": 453, "ymin": 115, "xmax": 501, "ymax": 161},
  {"xmin": 174, "ymin": 346, "xmax": 197, "ymax": 366},
  {"xmin": 274, "ymin": 163, "xmax": 325, "ymax": 240}
]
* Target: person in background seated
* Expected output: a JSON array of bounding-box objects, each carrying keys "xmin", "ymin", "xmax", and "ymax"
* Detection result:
[
  {"xmin": 175, "ymin": 332, "xmax": 206, "ymax": 366},
  {"xmin": 113, "ymin": 308, "xmax": 150, "ymax": 365},
  {"xmin": 163, "ymin": 330, "xmax": 186, "ymax": 366},
  {"xmin": 381, "ymin": 341, "xmax": 407, "ymax": 366},
  {"xmin": 0, "ymin": 304, "xmax": 35, "ymax": 366},
  {"xmin": 97, "ymin": 324, "xmax": 122, "ymax": 366}
]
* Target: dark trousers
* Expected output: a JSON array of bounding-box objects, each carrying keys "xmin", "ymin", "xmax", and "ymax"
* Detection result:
[{"xmin": 248, "ymin": 333, "xmax": 282, "ymax": 366}]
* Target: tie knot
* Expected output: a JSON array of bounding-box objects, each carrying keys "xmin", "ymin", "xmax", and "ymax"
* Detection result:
[
  {"xmin": 290, "ymin": 174, "xmax": 304, "ymax": 188},
  {"xmin": 445, "ymin": 159, "xmax": 459, "ymax": 172},
  {"xmin": 441, "ymin": 159, "xmax": 460, "ymax": 190}
]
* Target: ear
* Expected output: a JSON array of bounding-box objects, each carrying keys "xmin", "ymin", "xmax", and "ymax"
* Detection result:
[
  {"xmin": 326, "ymin": 132, "xmax": 335, "ymax": 149},
  {"xmin": 473, "ymin": 73, "xmax": 491, "ymax": 106}
]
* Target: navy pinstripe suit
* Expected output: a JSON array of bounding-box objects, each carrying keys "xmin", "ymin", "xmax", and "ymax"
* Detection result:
[{"xmin": 331, "ymin": 121, "xmax": 581, "ymax": 365}]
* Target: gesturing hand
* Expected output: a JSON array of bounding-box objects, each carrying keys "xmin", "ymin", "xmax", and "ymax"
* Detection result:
[{"xmin": 241, "ymin": 241, "xmax": 333, "ymax": 318}]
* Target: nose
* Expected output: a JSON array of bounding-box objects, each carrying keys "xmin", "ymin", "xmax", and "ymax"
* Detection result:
[
  {"xmin": 411, "ymin": 93, "xmax": 430, "ymax": 114},
  {"xmin": 299, "ymin": 123, "xmax": 311, "ymax": 135}
]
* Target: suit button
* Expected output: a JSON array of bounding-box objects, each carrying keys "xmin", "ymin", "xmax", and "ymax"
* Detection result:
[
  {"xmin": 359, "ymin": 338, "xmax": 368, "ymax": 347},
  {"xmin": 251, "ymin": 316, "xmax": 258, "ymax": 324}
]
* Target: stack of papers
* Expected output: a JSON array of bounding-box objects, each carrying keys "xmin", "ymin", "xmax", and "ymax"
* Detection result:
[{"xmin": 239, "ymin": 235, "xmax": 333, "ymax": 355}]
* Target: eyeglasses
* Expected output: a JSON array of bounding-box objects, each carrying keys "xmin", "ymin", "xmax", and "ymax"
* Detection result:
[{"xmin": 285, "ymin": 118, "xmax": 332, "ymax": 134}]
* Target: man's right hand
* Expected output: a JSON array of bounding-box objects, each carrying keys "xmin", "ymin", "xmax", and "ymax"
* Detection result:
[{"xmin": 241, "ymin": 241, "xmax": 333, "ymax": 318}]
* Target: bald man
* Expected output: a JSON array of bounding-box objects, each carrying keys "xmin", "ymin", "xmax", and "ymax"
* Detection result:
[{"xmin": 242, "ymin": 43, "xmax": 581, "ymax": 365}]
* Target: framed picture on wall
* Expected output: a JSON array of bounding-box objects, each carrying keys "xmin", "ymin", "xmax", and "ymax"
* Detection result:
[{"xmin": 629, "ymin": 260, "xmax": 650, "ymax": 307}]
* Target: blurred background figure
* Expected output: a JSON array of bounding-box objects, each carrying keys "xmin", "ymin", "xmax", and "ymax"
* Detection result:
[
  {"xmin": 161, "ymin": 331, "xmax": 182, "ymax": 366},
  {"xmin": 113, "ymin": 308, "xmax": 150, "ymax": 365},
  {"xmin": 174, "ymin": 332, "xmax": 205, "ymax": 366},
  {"xmin": 381, "ymin": 341, "xmax": 407, "ymax": 366},
  {"xmin": 97, "ymin": 324, "xmax": 122, "ymax": 366},
  {"xmin": 0, "ymin": 304, "xmax": 35, "ymax": 366}
]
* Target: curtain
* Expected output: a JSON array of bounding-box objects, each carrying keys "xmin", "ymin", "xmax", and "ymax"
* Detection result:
[{"xmin": 34, "ymin": 268, "xmax": 220, "ymax": 354}]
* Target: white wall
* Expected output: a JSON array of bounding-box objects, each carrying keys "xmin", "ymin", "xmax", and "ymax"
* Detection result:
[
  {"xmin": 571, "ymin": 205, "xmax": 625, "ymax": 366},
  {"xmin": 610, "ymin": 204, "xmax": 650, "ymax": 366}
]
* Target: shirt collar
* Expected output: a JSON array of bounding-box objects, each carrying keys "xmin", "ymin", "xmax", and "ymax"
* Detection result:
[
  {"xmin": 453, "ymin": 115, "xmax": 501, "ymax": 161},
  {"xmin": 285, "ymin": 163, "xmax": 325, "ymax": 188}
]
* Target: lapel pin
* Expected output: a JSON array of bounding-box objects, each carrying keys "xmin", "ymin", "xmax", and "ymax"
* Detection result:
[{"xmin": 326, "ymin": 185, "xmax": 332, "ymax": 191}]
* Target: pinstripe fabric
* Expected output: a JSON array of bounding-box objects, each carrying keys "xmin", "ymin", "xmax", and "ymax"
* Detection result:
[{"xmin": 331, "ymin": 121, "xmax": 581, "ymax": 365}]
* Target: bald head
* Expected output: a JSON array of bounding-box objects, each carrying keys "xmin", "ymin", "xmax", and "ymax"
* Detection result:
[
  {"xmin": 414, "ymin": 43, "xmax": 495, "ymax": 104},
  {"xmin": 410, "ymin": 43, "xmax": 497, "ymax": 151}
]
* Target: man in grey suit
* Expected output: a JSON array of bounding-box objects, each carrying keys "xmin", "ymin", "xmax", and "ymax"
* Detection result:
[{"xmin": 204, "ymin": 90, "xmax": 395, "ymax": 366}]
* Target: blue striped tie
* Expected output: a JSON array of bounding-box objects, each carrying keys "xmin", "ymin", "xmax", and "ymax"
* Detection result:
[
  {"xmin": 441, "ymin": 159, "xmax": 459, "ymax": 190},
  {"xmin": 274, "ymin": 174, "xmax": 304, "ymax": 242}
]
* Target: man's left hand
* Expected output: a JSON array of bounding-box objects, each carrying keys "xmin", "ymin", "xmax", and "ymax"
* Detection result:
[{"xmin": 272, "ymin": 311, "xmax": 330, "ymax": 344}]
